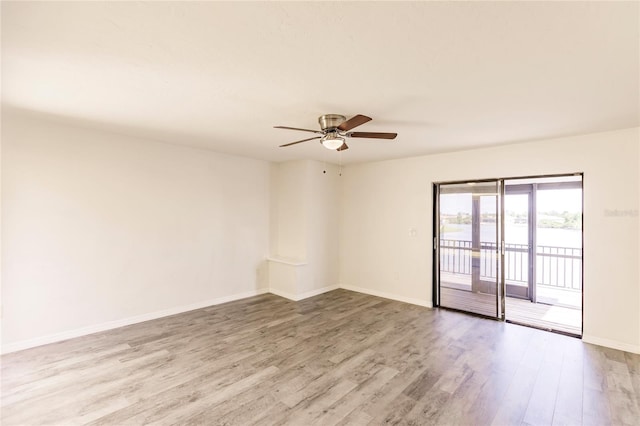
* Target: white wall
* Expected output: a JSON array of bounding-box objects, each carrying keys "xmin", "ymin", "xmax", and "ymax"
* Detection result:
[
  {"xmin": 340, "ymin": 127, "xmax": 640, "ymax": 352},
  {"xmin": 269, "ymin": 160, "xmax": 340, "ymax": 298},
  {"xmin": 304, "ymin": 161, "xmax": 340, "ymax": 294},
  {"xmin": 1, "ymin": 111, "xmax": 271, "ymax": 351},
  {"xmin": 269, "ymin": 161, "xmax": 309, "ymax": 261}
]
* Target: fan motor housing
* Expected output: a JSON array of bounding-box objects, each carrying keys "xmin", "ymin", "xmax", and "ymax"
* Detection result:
[{"xmin": 318, "ymin": 114, "xmax": 346, "ymax": 131}]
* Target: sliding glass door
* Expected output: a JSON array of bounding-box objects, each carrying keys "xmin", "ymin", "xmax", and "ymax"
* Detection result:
[
  {"xmin": 435, "ymin": 174, "xmax": 583, "ymax": 336},
  {"xmin": 436, "ymin": 181, "xmax": 503, "ymax": 319}
]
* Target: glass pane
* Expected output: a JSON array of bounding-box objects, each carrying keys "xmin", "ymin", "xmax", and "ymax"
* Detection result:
[
  {"xmin": 504, "ymin": 193, "xmax": 530, "ymax": 297},
  {"xmin": 439, "ymin": 191, "xmax": 472, "ymax": 291},
  {"xmin": 439, "ymin": 181, "xmax": 500, "ymax": 318},
  {"xmin": 536, "ymin": 188, "xmax": 582, "ymax": 310},
  {"xmin": 480, "ymin": 195, "xmax": 498, "ymax": 286}
]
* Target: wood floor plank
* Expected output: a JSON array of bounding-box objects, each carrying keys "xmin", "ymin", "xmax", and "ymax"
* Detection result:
[
  {"xmin": 403, "ymin": 386, "xmax": 452, "ymax": 426},
  {"xmin": 374, "ymin": 392, "xmax": 419, "ymax": 425},
  {"xmin": 606, "ymin": 390, "xmax": 640, "ymax": 426},
  {"xmin": 462, "ymin": 366, "xmax": 515, "ymax": 425},
  {"xmin": 489, "ymin": 364, "xmax": 539, "ymax": 425},
  {"xmin": 552, "ymin": 351, "xmax": 583, "ymax": 425},
  {"xmin": 334, "ymin": 409, "xmax": 373, "ymax": 426},
  {"xmin": 1, "ymin": 289, "xmax": 638, "ymax": 425},
  {"xmin": 311, "ymin": 365, "xmax": 398, "ymax": 425},
  {"xmin": 431, "ymin": 370, "xmax": 488, "ymax": 426},
  {"xmin": 522, "ymin": 357, "xmax": 563, "ymax": 425},
  {"xmin": 583, "ymin": 388, "xmax": 613, "ymax": 426}
]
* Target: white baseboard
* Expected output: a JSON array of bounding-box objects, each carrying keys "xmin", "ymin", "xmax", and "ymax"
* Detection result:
[
  {"xmin": 582, "ymin": 334, "xmax": 640, "ymax": 354},
  {"xmin": 269, "ymin": 285, "xmax": 339, "ymax": 301},
  {"xmin": 1, "ymin": 288, "xmax": 270, "ymax": 355},
  {"xmin": 268, "ymin": 288, "xmax": 298, "ymax": 301},
  {"xmin": 340, "ymin": 284, "xmax": 433, "ymax": 308}
]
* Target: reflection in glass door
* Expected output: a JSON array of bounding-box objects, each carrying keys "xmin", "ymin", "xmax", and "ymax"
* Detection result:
[{"xmin": 437, "ymin": 181, "xmax": 503, "ymax": 319}]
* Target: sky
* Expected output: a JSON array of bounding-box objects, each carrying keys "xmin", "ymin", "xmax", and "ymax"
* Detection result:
[{"xmin": 440, "ymin": 188, "xmax": 582, "ymax": 215}]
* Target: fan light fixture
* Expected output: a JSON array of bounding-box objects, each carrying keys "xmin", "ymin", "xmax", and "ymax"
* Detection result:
[{"xmin": 321, "ymin": 133, "xmax": 344, "ymax": 150}]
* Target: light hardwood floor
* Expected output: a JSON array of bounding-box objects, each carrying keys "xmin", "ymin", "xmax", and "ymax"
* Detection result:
[{"xmin": 2, "ymin": 289, "xmax": 639, "ymax": 425}]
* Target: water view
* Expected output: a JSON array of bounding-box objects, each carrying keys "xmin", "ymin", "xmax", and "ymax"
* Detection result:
[{"xmin": 441, "ymin": 223, "xmax": 582, "ymax": 248}]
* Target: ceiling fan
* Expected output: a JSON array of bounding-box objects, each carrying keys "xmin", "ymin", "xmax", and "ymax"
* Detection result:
[{"xmin": 275, "ymin": 114, "xmax": 397, "ymax": 151}]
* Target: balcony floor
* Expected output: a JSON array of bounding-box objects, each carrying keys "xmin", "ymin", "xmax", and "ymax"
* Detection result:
[
  {"xmin": 506, "ymin": 296, "xmax": 581, "ymax": 336},
  {"xmin": 440, "ymin": 286, "xmax": 581, "ymax": 336}
]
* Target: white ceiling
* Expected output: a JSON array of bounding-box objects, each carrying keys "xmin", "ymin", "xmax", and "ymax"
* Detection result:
[{"xmin": 2, "ymin": 1, "xmax": 638, "ymax": 164}]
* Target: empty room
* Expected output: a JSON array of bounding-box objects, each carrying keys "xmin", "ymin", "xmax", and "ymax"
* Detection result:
[{"xmin": 1, "ymin": 2, "xmax": 639, "ymax": 425}]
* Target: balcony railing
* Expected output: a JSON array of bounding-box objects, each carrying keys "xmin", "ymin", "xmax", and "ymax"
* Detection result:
[{"xmin": 439, "ymin": 239, "xmax": 582, "ymax": 291}]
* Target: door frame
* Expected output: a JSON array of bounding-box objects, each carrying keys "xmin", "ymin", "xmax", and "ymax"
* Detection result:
[{"xmin": 433, "ymin": 173, "xmax": 584, "ymax": 331}]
